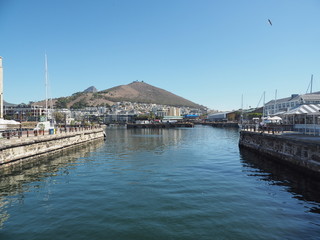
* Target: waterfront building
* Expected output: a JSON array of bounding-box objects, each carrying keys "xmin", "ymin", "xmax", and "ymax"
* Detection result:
[
  {"xmin": 4, "ymin": 103, "xmax": 48, "ymax": 122},
  {"xmin": 162, "ymin": 115, "xmax": 183, "ymax": 123},
  {"xmin": 167, "ymin": 107, "xmax": 181, "ymax": 117},
  {"xmin": 104, "ymin": 114, "xmax": 135, "ymax": 123},
  {"xmin": 262, "ymin": 92, "xmax": 320, "ymax": 134},
  {"xmin": 264, "ymin": 92, "xmax": 320, "ymax": 116},
  {"xmin": 207, "ymin": 112, "xmax": 230, "ymax": 122},
  {"xmin": 155, "ymin": 108, "xmax": 167, "ymax": 118}
]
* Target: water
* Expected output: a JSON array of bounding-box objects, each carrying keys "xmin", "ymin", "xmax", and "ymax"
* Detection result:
[{"xmin": 0, "ymin": 125, "xmax": 320, "ymax": 240}]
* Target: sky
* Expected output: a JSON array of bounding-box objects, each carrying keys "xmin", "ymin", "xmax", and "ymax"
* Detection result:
[{"xmin": 0, "ymin": 0, "xmax": 320, "ymax": 111}]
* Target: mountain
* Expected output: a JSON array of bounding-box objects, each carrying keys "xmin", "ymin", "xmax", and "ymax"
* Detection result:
[
  {"xmin": 3, "ymin": 100, "xmax": 17, "ymax": 107},
  {"xmin": 100, "ymin": 81, "xmax": 202, "ymax": 108},
  {"xmin": 35, "ymin": 81, "xmax": 204, "ymax": 109},
  {"xmin": 83, "ymin": 86, "xmax": 98, "ymax": 93}
]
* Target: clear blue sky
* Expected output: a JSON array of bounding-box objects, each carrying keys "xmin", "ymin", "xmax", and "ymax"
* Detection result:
[{"xmin": 1, "ymin": 0, "xmax": 319, "ymax": 111}]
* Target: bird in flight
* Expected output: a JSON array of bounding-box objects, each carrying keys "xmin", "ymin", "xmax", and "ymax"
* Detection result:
[{"xmin": 268, "ymin": 19, "xmax": 272, "ymax": 26}]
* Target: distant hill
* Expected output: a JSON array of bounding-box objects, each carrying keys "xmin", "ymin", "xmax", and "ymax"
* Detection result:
[
  {"xmin": 33, "ymin": 81, "xmax": 204, "ymax": 109},
  {"xmin": 3, "ymin": 100, "xmax": 17, "ymax": 107},
  {"xmin": 83, "ymin": 86, "xmax": 98, "ymax": 93}
]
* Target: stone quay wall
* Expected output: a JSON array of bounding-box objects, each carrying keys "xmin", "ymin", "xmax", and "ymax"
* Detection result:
[
  {"xmin": 0, "ymin": 128, "xmax": 105, "ymax": 166},
  {"xmin": 239, "ymin": 131, "xmax": 320, "ymax": 176}
]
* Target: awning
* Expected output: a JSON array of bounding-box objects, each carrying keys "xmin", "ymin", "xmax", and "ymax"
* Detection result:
[
  {"xmin": 284, "ymin": 104, "xmax": 320, "ymax": 115},
  {"xmin": 269, "ymin": 116, "xmax": 282, "ymax": 121},
  {"xmin": 0, "ymin": 119, "xmax": 21, "ymax": 125}
]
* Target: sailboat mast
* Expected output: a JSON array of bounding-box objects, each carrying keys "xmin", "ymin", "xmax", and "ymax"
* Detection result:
[
  {"xmin": 45, "ymin": 54, "xmax": 48, "ymax": 120},
  {"xmin": 241, "ymin": 94, "xmax": 243, "ymax": 124},
  {"xmin": 263, "ymin": 91, "xmax": 266, "ymax": 118},
  {"xmin": 274, "ymin": 89, "xmax": 277, "ymax": 114}
]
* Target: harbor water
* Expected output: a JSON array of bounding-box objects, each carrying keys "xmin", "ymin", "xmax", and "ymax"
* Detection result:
[{"xmin": 0, "ymin": 125, "xmax": 320, "ymax": 240}]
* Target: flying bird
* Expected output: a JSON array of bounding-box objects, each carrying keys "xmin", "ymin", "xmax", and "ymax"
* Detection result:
[{"xmin": 268, "ymin": 19, "xmax": 272, "ymax": 26}]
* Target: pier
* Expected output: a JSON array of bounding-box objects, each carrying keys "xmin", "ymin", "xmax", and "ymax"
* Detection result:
[
  {"xmin": 239, "ymin": 129, "xmax": 320, "ymax": 177},
  {"xmin": 210, "ymin": 122, "xmax": 239, "ymax": 128}
]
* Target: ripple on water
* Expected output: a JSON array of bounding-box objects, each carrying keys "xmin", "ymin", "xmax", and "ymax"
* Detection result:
[{"xmin": 0, "ymin": 127, "xmax": 320, "ymax": 240}]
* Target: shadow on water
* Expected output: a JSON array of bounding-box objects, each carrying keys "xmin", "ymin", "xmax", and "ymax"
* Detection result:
[
  {"xmin": 240, "ymin": 147, "xmax": 320, "ymax": 214},
  {"xmin": 0, "ymin": 139, "xmax": 105, "ymax": 228}
]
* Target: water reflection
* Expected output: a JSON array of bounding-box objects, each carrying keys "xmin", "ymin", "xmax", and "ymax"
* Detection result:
[
  {"xmin": 105, "ymin": 128, "xmax": 186, "ymax": 156},
  {"xmin": 0, "ymin": 139, "xmax": 105, "ymax": 228},
  {"xmin": 240, "ymin": 148, "xmax": 320, "ymax": 214}
]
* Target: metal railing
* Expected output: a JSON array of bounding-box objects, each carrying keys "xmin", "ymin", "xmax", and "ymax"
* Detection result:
[
  {"xmin": 1, "ymin": 125, "xmax": 102, "ymax": 140},
  {"xmin": 240, "ymin": 124, "xmax": 294, "ymax": 134}
]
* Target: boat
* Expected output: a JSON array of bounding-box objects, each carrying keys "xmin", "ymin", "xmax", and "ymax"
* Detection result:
[{"xmin": 33, "ymin": 54, "xmax": 55, "ymax": 132}]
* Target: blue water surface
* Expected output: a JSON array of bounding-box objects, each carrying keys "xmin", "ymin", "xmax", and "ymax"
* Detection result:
[{"xmin": 0, "ymin": 125, "xmax": 320, "ymax": 240}]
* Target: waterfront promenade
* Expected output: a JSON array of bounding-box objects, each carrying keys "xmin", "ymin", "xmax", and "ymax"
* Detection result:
[
  {"xmin": 239, "ymin": 126, "xmax": 320, "ymax": 177},
  {"xmin": 0, "ymin": 126, "xmax": 105, "ymax": 166},
  {"xmin": 240, "ymin": 124, "xmax": 320, "ymax": 143}
]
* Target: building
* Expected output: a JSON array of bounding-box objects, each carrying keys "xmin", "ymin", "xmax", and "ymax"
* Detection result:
[
  {"xmin": 207, "ymin": 110, "xmax": 241, "ymax": 122},
  {"xmin": 4, "ymin": 103, "xmax": 49, "ymax": 121},
  {"xmin": 167, "ymin": 107, "xmax": 181, "ymax": 117},
  {"xmin": 207, "ymin": 112, "xmax": 229, "ymax": 122},
  {"xmin": 104, "ymin": 114, "xmax": 136, "ymax": 124},
  {"xmin": 264, "ymin": 92, "xmax": 320, "ymax": 116}
]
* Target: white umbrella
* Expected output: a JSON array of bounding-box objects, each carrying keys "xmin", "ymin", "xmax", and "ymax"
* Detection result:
[
  {"xmin": 7, "ymin": 120, "xmax": 21, "ymax": 125},
  {"xmin": 269, "ymin": 116, "xmax": 282, "ymax": 121}
]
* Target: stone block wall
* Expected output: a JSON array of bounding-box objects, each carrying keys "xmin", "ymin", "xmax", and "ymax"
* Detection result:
[
  {"xmin": 0, "ymin": 129, "xmax": 104, "ymax": 166},
  {"xmin": 239, "ymin": 131, "xmax": 320, "ymax": 175}
]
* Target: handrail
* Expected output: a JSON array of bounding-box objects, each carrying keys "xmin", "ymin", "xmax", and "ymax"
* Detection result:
[
  {"xmin": 1, "ymin": 125, "xmax": 102, "ymax": 140},
  {"xmin": 240, "ymin": 124, "xmax": 294, "ymax": 134}
]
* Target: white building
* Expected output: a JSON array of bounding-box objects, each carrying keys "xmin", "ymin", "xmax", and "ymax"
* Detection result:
[
  {"xmin": 264, "ymin": 92, "xmax": 320, "ymax": 116},
  {"xmin": 207, "ymin": 112, "xmax": 230, "ymax": 122}
]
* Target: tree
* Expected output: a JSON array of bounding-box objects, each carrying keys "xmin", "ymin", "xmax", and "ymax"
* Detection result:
[
  {"xmin": 55, "ymin": 97, "xmax": 68, "ymax": 109},
  {"xmin": 71, "ymin": 99, "xmax": 89, "ymax": 109},
  {"xmin": 53, "ymin": 112, "xmax": 66, "ymax": 123}
]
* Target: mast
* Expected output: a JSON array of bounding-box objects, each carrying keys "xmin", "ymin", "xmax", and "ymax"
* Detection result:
[
  {"xmin": 306, "ymin": 74, "xmax": 314, "ymax": 94},
  {"xmin": 262, "ymin": 91, "xmax": 266, "ymax": 118},
  {"xmin": 241, "ymin": 94, "xmax": 243, "ymax": 124},
  {"xmin": 45, "ymin": 54, "xmax": 48, "ymax": 120},
  {"xmin": 274, "ymin": 89, "xmax": 277, "ymax": 115},
  {"xmin": 0, "ymin": 57, "xmax": 3, "ymax": 119}
]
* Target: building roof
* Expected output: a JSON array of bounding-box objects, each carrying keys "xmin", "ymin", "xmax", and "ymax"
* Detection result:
[
  {"xmin": 3, "ymin": 101, "xmax": 17, "ymax": 107},
  {"xmin": 284, "ymin": 104, "xmax": 320, "ymax": 115},
  {"xmin": 265, "ymin": 95, "xmax": 298, "ymax": 105},
  {"xmin": 266, "ymin": 92, "xmax": 320, "ymax": 106},
  {"xmin": 163, "ymin": 116, "xmax": 183, "ymax": 120},
  {"xmin": 301, "ymin": 93, "xmax": 320, "ymax": 101}
]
